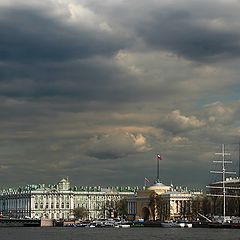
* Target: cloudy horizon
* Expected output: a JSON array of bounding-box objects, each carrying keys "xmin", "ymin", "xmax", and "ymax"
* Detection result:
[{"xmin": 1, "ymin": 0, "xmax": 240, "ymax": 189}]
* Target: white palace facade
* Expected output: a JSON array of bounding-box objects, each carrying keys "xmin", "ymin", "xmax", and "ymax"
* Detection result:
[{"xmin": 0, "ymin": 178, "xmax": 136, "ymax": 220}]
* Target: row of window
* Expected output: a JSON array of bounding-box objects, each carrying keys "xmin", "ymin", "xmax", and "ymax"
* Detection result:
[
  {"xmin": 75, "ymin": 196, "xmax": 121, "ymax": 201},
  {"xmin": 34, "ymin": 195, "xmax": 71, "ymax": 201},
  {"xmin": 35, "ymin": 202, "xmax": 70, "ymax": 209}
]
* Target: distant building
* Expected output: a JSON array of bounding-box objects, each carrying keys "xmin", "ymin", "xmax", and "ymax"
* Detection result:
[
  {"xmin": 207, "ymin": 177, "xmax": 240, "ymax": 216},
  {"xmin": 0, "ymin": 178, "xmax": 136, "ymax": 220},
  {"xmin": 73, "ymin": 186, "xmax": 135, "ymax": 219},
  {"xmin": 127, "ymin": 181, "xmax": 195, "ymax": 221},
  {"xmin": 160, "ymin": 190, "xmax": 192, "ymax": 221},
  {"xmin": 208, "ymin": 177, "xmax": 240, "ymax": 196},
  {"xmin": 127, "ymin": 182, "xmax": 171, "ymax": 221}
]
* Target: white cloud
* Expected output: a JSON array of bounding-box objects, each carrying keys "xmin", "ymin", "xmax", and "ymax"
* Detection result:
[
  {"xmin": 204, "ymin": 101, "xmax": 235, "ymax": 124},
  {"xmin": 169, "ymin": 136, "xmax": 191, "ymax": 146},
  {"xmin": 163, "ymin": 110, "xmax": 206, "ymax": 133}
]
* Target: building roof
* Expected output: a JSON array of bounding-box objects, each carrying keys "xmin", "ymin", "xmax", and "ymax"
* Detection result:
[
  {"xmin": 58, "ymin": 178, "xmax": 68, "ymax": 183},
  {"xmin": 161, "ymin": 190, "xmax": 191, "ymax": 196},
  {"xmin": 147, "ymin": 182, "xmax": 171, "ymax": 193},
  {"xmin": 210, "ymin": 177, "xmax": 240, "ymax": 186}
]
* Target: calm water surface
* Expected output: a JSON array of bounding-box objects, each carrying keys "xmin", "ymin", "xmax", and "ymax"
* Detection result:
[{"xmin": 0, "ymin": 227, "xmax": 239, "ymax": 240}]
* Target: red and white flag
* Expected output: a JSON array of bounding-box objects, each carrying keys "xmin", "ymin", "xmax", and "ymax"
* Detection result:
[
  {"xmin": 157, "ymin": 154, "xmax": 162, "ymax": 160},
  {"xmin": 144, "ymin": 177, "xmax": 150, "ymax": 183}
]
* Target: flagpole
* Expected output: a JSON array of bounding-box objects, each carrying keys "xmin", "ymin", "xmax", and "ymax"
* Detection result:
[
  {"xmin": 144, "ymin": 177, "xmax": 149, "ymax": 188},
  {"xmin": 156, "ymin": 154, "xmax": 161, "ymax": 182}
]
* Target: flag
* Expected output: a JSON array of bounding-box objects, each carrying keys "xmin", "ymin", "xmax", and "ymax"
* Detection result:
[
  {"xmin": 144, "ymin": 177, "xmax": 150, "ymax": 183},
  {"xmin": 157, "ymin": 154, "xmax": 162, "ymax": 160}
]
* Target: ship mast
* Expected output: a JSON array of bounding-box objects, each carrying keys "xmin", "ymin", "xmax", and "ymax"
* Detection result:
[
  {"xmin": 214, "ymin": 144, "xmax": 229, "ymax": 221},
  {"xmin": 208, "ymin": 144, "xmax": 236, "ymax": 222}
]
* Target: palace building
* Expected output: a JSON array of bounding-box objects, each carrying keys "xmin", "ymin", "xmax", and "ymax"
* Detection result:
[{"xmin": 0, "ymin": 178, "xmax": 136, "ymax": 220}]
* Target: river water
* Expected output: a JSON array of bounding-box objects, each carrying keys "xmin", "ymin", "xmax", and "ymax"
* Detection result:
[{"xmin": 0, "ymin": 227, "xmax": 239, "ymax": 240}]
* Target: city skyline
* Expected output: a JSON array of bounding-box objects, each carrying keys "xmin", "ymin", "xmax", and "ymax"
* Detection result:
[{"xmin": 1, "ymin": 0, "xmax": 240, "ymax": 189}]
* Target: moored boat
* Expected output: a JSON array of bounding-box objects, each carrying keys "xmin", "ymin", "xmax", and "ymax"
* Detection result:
[
  {"xmin": 143, "ymin": 220, "xmax": 162, "ymax": 227},
  {"xmin": 178, "ymin": 222, "xmax": 192, "ymax": 228},
  {"xmin": 160, "ymin": 221, "xmax": 180, "ymax": 228},
  {"xmin": 161, "ymin": 220, "xmax": 192, "ymax": 228},
  {"xmin": 208, "ymin": 222, "xmax": 231, "ymax": 228}
]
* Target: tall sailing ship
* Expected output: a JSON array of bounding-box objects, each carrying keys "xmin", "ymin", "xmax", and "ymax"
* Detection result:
[{"xmin": 206, "ymin": 144, "xmax": 240, "ymax": 228}]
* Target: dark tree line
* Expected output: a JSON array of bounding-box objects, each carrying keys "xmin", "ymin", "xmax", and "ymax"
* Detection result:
[
  {"xmin": 73, "ymin": 199, "xmax": 128, "ymax": 220},
  {"xmin": 192, "ymin": 194, "xmax": 240, "ymax": 219}
]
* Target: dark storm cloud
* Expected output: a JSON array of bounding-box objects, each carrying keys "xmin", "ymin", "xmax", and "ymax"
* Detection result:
[
  {"xmin": 140, "ymin": 22, "xmax": 235, "ymax": 61},
  {"xmin": 0, "ymin": 5, "xmax": 138, "ymax": 102},
  {"xmin": 0, "ymin": 7, "xmax": 125, "ymax": 62},
  {"xmin": 0, "ymin": 58, "xmax": 141, "ymax": 103},
  {"xmin": 131, "ymin": 3, "xmax": 240, "ymax": 61},
  {"xmin": 84, "ymin": 0, "xmax": 240, "ymax": 61}
]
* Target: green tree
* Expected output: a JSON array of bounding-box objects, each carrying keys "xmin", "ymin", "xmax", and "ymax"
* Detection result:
[
  {"xmin": 73, "ymin": 207, "xmax": 88, "ymax": 220},
  {"xmin": 192, "ymin": 194, "xmax": 212, "ymax": 220},
  {"xmin": 116, "ymin": 199, "xmax": 128, "ymax": 219},
  {"xmin": 105, "ymin": 200, "xmax": 115, "ymax": 218}
]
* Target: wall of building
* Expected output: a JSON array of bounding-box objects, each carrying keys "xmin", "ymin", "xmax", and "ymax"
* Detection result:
[
  {"xmin": 127, "ymin": 186, "xmax": 194, "ymax": 221},
  {"xmin": 0, "ymin": 179, "xmax": 135, "ymax": 220}
]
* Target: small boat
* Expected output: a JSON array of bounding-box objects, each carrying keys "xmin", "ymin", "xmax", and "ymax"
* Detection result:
[
  {"xmin": 161, "ymin": 221, "xmax": 181, "ymax": 228},
  {"xmin": 178, "ymin": 222, "xmax": 193, "ymax": 228},
  {"xmin": 208, "ymin": 222, "xmax": 231, "ymax": 228},
  {"xmin": 86, "ymin": 223, "xmax": 96, "ymax": 228},
  {"xmin": 143, "ymin": 220, "xmax": 162, "ymax": 227},
  {"xmin": 116, "ymin": 224, "xmax": 131, "ymax": 228},
  {"xmin": 208, "ymin": 216, "xmax": 240, "ymax": 228},
  {"xmin": 115, "ymin": 221, "xmax": 132, "ymax": 228},
  {"xmin": 161, "ymin": 220, "xmax": 192, "ymax": 228}
]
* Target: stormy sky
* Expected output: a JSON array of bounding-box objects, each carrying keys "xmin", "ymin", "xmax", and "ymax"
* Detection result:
[{"xmin": 1, "ymin": 0, "xmax": 240, "ymax": 189}]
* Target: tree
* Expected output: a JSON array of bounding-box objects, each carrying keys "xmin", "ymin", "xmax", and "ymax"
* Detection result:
[
  {"xmin": 191, "ymin": 194, "xmax": 212, "ymax": 220},
  {"xmin": 73, "ymin": 207, "xmax": 88, "ymax": 220},
  {"xmin": 116, "ymin": 199, "xmax": 128, "ymax": 219},
  {"xmin": 105, "ymin": 200, "xmax": 115, "ymax": 218}
]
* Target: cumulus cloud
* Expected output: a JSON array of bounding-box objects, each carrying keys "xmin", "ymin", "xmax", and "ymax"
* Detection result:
[
  {"xmin": 169, "ymin": 136, "xmax": 191, "ymax": 146},
  {"xmin": 85, "ymin": 132, "xmax": 152, "ymax": 159},
  {"xmin": 161, "ymin": 110, "xmax": 206, "ymax": 134},
  {"xmin": 203, "ymin": 101, "xmax": 235, "ymax": 125}
]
